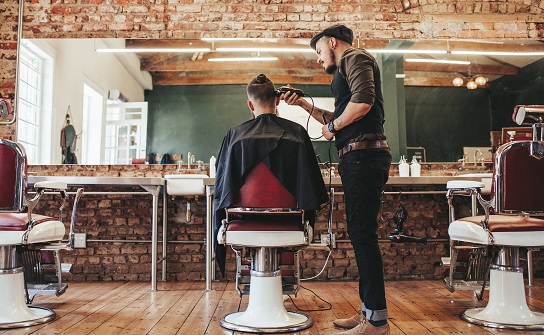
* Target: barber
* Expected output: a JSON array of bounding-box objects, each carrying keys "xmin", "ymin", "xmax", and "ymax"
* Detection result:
[{"xmin": 282, "ymin": 24, "xmax": 392, "ymax": 335}]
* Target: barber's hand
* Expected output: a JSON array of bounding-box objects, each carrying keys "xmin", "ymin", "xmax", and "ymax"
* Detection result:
[
  {"xmin": 280, "ymin": 85, "xmax": 303, "ymax": 107},
  {"xmin": 322, "ymin": 124, "xmax": 335, "ymax": 141}
]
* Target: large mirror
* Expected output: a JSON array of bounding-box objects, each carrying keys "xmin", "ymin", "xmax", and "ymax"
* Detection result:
[{"xmin": 16, "ymin": 38, "xmax": 544, "ymax": 165}]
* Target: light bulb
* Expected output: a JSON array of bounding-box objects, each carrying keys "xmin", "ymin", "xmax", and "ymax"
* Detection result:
[
  {"xmin": 452, "ymin": 77, "xmax": 464, "ymax": 87},
  {"xmin": 467, "ymin": 80, "xmax": 477, "ymax": 89},
  {"xmin": 474, "ymin": 76, "xmax": 487, "ymax": 86}
]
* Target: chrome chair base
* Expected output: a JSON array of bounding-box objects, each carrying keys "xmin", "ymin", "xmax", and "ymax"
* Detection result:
[
  {"xmin": 220, "ymin": 310, "xmax": 312, "ymax": 333},
  {"xmin": 0, "ymin": 306, "xmax": 55, "ymax": 330},
  {"xmin": 458, "ymin": 269, "xmax": 544, "ymax": 330},
  {"xmin": 219, "ymin": 271, "xmax": 312, "ymax": 333},
  {"xmin": 461, "ymin": 309, "xmax": 544, "ymax": 331},
  {"xmin": 0, "ymin": 270, "xmax": 56, "ymax": 329}
]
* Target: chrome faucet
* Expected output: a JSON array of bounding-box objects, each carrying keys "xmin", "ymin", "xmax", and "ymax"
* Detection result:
[
  {"xmin": 177, "ymin": 161, "xmax": 183, "ymax": 173},
  {"xmin": 474, "ymin": 149, "xmax": 484, "ymax": 166},
  {"xmin": 187, "ymin": 152, "xmax": 195, "ymax": 169},
  {"xmin": 196, "ymin": 160, "xmax": 206, "ymax": 172},
  {"xmin": 458, "ymin": 153, "xmax": 469, "ymax": 167}
]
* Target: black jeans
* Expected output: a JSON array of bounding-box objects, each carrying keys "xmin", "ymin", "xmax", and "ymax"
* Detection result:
[{"xmin": 338, "ymin": 148, "xmax": 392, "ymax": 322}]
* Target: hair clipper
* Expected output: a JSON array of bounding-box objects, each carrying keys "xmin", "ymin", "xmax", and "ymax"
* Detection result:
[{"xmin": 276, "ymin": 86, "xmax": 305, "ymax": 97}]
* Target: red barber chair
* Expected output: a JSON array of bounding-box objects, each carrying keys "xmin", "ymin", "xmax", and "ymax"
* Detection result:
[
  {"xmin": 445, "ymin": 114, "xmax": 544, "ymax": 330},
  {"xmin": 0, "ymin": 139, "xmax": 83, "ymax": 329},
  {"xmin": 217, "ymin": 162, "xmax": 313, "ymax": 333}
]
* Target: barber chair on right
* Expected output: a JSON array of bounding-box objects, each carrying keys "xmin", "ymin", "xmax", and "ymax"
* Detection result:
[{"xmin": 445, "ymin": 105, "xmax": 544, "ymax": 330}]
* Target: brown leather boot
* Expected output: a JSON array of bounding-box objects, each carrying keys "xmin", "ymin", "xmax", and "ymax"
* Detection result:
[
  {"xmin": 333, "ymin": 310, "xmax": 365, "ymax": 329},
  {"xmin": 336, "ymin": 319, "xmax": 390, "ymax": 335}
]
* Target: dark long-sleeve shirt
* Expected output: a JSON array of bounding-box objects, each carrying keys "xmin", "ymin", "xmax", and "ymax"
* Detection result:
[{"xmin": 332, "ymin": 48, "xmax": 386, "ymax": 149}]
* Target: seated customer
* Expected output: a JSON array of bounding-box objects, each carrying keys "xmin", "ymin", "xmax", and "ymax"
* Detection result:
[{"xmin": 213, "ymin": 73, "xmax": 329, "ymax": 275}]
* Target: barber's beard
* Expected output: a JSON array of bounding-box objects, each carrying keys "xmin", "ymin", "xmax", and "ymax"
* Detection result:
[{"xmin": 324, "ymin": 49, "xmax": 337, "ymax": 74}]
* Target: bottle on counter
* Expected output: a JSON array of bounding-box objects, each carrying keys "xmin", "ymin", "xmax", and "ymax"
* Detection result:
[
  {"xmin": 410, "ymin": 156, "xmax": 421, "ymax": 177},
  {"xmin": 398, "ymin": 156, "xmax": 409, "ymax": 177},
  {"xmin": 209, "ymin": 156, "xmax": 216, "ymax": 178}
]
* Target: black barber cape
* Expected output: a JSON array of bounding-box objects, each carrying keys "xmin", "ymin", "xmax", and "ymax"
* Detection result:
[{"xmin": 213, "ymin": 114, "xmax": 328, "ymax": 275}]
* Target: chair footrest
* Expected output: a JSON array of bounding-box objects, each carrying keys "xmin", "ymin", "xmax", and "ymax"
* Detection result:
[
  {"xmin": 444, "ymin": 277, "xmax": 488, "ymax": 292},
  {"xmin": 27, "ymin": 282, "xmax": 68, "ymax": 296}
]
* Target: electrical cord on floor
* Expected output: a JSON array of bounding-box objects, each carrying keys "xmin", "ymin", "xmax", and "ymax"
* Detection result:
[
  {"xmin": 286, "ymin": 285, "xmax": 332, "ymax": 312},
  {"xmin": 301, "ymin": 249, "xmax": 332, "ymax": 281},
  {"xmin": 288, "ymin": 247, "xmax": 333, "ymax": 312}
]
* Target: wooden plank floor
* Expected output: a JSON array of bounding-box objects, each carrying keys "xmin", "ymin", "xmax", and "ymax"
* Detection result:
[{"xmin": 1, "ymin": 279, "xmax": 543, "ymax": 335}]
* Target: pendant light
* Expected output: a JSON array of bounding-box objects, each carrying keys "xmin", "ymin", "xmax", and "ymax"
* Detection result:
[
  {"xmin": 474, "ymin": 76, "xmax": 487, "ymax": 86},
  {"xmin": 452, "ymin": 77, "xmax": 464, "ymax": 87}
]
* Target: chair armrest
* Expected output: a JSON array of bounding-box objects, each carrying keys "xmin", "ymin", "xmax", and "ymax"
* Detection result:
[
  {"xmin": 34, "ymin": 181, "xmax": 67, "ymax": 191},
  {"xmin": 446, "ymin": 181, "xmax": 484, "ymax": 223},
  {"xmin": 25, "ymin": 181, "xmax": 69, "ymax": 230},
  {"xmin": 446, "ymin": 180, "xmax": 494, "ymax": 230},
  {"xmin": 26, "ymin": 181, "xmax": 68, "ymax": 223},
  {"xmin": 446, "ymin": 180, "xmax": 485, "ymax": 190}
]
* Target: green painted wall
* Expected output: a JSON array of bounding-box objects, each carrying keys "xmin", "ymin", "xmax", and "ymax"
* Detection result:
[
  {"xmin": 146, "ymin": 69, "xmax": 541, "ymax": 164},
  {"xmin": 145, "ymin": 84, "xmax": 339, "ymax": 164},
  {"xmin": 404, "ymin": 87, "xmax": 491, "ymax": 162}
]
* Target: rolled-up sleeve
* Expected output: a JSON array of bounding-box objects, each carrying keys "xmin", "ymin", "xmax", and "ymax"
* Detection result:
[{"xmin": 339, "ymin": 51, "xmax": 375, "ymax": 106}]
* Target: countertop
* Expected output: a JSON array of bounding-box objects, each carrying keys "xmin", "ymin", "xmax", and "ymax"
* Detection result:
[
  {"xmin": 28, "ymin": 176, "xmax": 165, "ymax": 186},
  {"xmin": 203, "ymin": 175, "xmax": 483, "ymax": 186}
]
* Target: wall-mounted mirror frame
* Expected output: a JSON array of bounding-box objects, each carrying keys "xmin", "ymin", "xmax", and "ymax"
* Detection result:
[{"xmin": 16, "ymin": 37, "xmax": 544, "ymax": 165}]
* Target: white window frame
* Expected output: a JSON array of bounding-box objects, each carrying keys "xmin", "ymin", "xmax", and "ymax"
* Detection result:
[
  {"xmin": 16, "ymin": 40, "xmax": 54, "ymax": 164},
  {"xmin": 81, "ymin": 82, "xmax": 105, "ymax": 164},
  {"xmin": 103, "ymin": 102, "xmax": 148, "ymax": 165}
]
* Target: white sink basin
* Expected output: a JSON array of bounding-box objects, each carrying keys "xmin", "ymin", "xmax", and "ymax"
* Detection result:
[
  {"xmin": 459, "ymin": 173, "xmax": 493, "ymax": 195},
  {"xmin": 164, "ymin": 174, "xmax": 208, "ymax": 196}
]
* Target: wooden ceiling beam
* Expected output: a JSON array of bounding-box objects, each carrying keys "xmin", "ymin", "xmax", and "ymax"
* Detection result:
[
  {"xmin": 142, "ymin": 59, "xmax": 321, "ymax": 72},
  {"xmin": 153, "ymin": 73, "xmax": 332, "ymax": 85},
  {"xmin": 404, "ymin": 62, "xmax": 518, "ymax": 75}
]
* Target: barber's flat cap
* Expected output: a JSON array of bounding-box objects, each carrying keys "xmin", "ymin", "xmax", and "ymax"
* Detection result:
[{"xmin": 310, "ymin": 24, "xmax": 354, "ymax": 50}]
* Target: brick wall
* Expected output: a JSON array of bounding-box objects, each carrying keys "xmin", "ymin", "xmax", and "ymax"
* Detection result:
[
  {"xmin": 36, "ymin": 181, "xmax": 458, "ymax": 282},
  {"xmin": 2, "ymin": 0, "xmax": 544, "ymax": 138},
  {"xmin": 27, "ymin": 163, "xmax": 544, "ymax": 282},
  {"xmin": 39, "ymin": 180, "xmax": 544, "ymax": 282}
]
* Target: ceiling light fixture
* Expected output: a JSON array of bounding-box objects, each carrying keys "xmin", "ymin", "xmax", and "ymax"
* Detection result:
[
  {"xmin": 451, "ymin": 50, "xmax": 544, "ymax": 56},
  {"xmin": 452, "ymin": 77, "xmax": 464, "ymax": 87},
  {"xmin": 201, "ymin": 38, "xmax": 256, "ymax": 41},
  {"xmin": 474, "ymin": 75, "xmax": 487, "ymax": 86},
  {"xmin": 466, "ymin": 80, "xmax": 478, "ymax": 89},
  {"xmin": 216, "ymin": 47, "xmax": 314, "ymax": 53},
  {"xmin": 401, "ymin": 0, "xmax": 411, "ymax": 10},
  {"xmin": 95, "ymin": 48, "xmax": 211, "ymax": 53},
  {"xmin": 405, "ymin": 58, "xmax": 471, "ymax": 65},
  {"xmin": 452, "ymin": 76, "xmax": 487, "ymax": 88},
  {"xmin": 367, "ymin": 49, "xmax": 447, "ymax": 54},
  {"xmin": 207, "ymin": 57, "xmax": 278, "ymax": 62}
]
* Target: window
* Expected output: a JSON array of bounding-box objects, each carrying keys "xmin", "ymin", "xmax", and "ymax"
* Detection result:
[
  {"xmin": 81, "ymin": 83, "xmax": 104, "ymax": 164},
  {"xmin": 16, "ymin": 41, "xmax": 53, "ymax": 164},
  {"xmin": 104, "ymin": 102, "xmax": 148, "ymax": 164}
]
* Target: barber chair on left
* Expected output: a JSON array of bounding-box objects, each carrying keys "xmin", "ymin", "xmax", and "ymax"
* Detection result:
[{"xmin": 0, "ymin": 139, "xmax": 84, "ymax": 329}]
